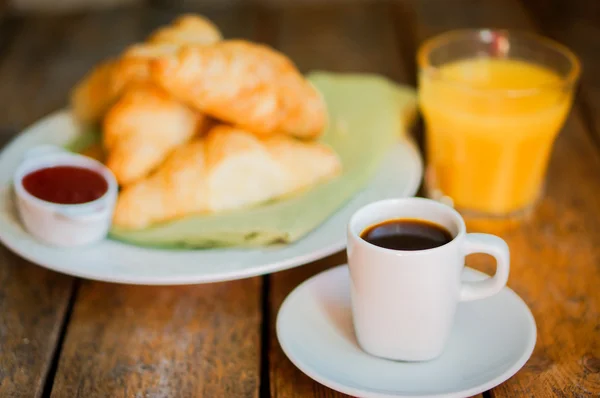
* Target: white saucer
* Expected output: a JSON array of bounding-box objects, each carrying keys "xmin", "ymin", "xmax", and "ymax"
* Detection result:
[{"xmin": 277, "ymin": 265, "xmax": 536, "ymax": 398}]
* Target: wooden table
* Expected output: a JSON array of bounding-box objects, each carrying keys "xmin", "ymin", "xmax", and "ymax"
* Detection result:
[{"xmin": 0, "ymin": 1, "xmax": 599, "ymax": 397}]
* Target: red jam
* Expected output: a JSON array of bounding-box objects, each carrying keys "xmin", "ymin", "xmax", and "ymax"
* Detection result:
[{"xmin": 22, "ymin": 166, "xmax": 108, "ymax": 205}]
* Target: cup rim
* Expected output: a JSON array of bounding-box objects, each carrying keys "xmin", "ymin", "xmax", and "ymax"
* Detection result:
[
  {"xmin": 348, "ymin": 197, "xmax": 466, "ymax": 255},
  {"xmin": 13, "ymin": 152, "xmax": 118, "ymax": 212},
  {"xmin": 417, "ymin": 29, "xmax": 581, "ymax": 97}
]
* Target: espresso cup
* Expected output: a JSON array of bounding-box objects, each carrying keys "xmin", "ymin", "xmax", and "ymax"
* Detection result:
[{"xmin": 347, "ymin": 197, "xmax": 510, "ymax": 361}]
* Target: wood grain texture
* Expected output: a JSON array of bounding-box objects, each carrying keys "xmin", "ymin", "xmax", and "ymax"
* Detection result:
[
  {"xmin": 0, "ymin": 17, "xmax": 80, "ymax": 397},
  {"xmin": 10, "ymin": 0, "xmax": 142, "ymax": 14},
  {"xmin": 266, "ymin": 2, "xmax": 480, "ymax": 397},
  {"xmin": 271, "ymin": 1, "xmax": 409, "ymax": 80},
  {"xmin": 0, "ymin": 10, "xmax": 143, "ymax": 132},
  {"xmin": 50, "ymin": 278, "xmax": 262, "ymax": 397},
  {"xmin": 520, "ymin": 0, "xmax": 600, "ymax": 146},
  {"xmin": 404, "ymin": 0, "xmax": 600, "ymax": 396},
  {"xmin": 0, "ymin": 245, "xmax": 74, "ymax": 398},
  {"xmin": 0, "ymin": 10, "xmax": 151, "ymax": 396},
  {"xmin": 0, "ymin": 0, "xmax": 7, "ymax": 17}
]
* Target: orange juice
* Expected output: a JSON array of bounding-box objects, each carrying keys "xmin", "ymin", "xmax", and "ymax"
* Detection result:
[{"xmin": 419, "ymin": 58, "xmax": 574, "ymax": 215}]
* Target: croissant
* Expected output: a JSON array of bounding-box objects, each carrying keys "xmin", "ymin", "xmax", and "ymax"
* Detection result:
[
  {"xmin": 151, "ymin": 40, "xmax": 327, "ymax": 139},
  {"xmin": 112, "ymin": 140, "xmax": 208, "ymax": 230},
  {"xmin": 70, "ymin": 14, "xmax": 222, "ymax": 124},
  {"xmin": 103, "ymin": 83, "xmax": 203, "ymax": 186},
  {"xmin": 113, "ymin": 125, "xmax": 341, "ymax": 229},
  {"xmin": 70, "ymin": 59, "xmax": 117, "ymax": 125}
]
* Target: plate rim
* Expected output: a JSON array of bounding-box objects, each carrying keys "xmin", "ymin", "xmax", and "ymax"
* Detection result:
[
  {"xmin": 276, "ymin": 265, "xmax": 537, "ymax": 398},
  {"xmin": 0, "ymin": 110, "xmax": 423, "ymax": 285}
]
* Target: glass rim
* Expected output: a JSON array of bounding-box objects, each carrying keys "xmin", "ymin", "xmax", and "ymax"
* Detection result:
[{"xmin": 417, "ymin": 29, "xmax": 581, "ymax": 97}]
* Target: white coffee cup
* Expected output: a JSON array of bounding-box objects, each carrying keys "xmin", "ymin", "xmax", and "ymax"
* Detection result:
[{"xmin": 347, "ymin": 197, "xmax": 510, "ymax": 361}]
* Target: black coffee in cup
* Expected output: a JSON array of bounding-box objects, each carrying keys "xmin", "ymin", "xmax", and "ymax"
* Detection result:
[{"xmin": 360, "ymin": 219, "xmax": 452, "ymax": 251}]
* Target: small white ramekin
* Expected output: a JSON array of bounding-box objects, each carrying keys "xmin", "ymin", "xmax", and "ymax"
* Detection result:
[{"xmin": 13, "ymin": 145, "xmax": 118, "ymax": 247}]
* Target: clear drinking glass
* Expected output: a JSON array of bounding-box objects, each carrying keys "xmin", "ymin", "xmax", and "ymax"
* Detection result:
[{"xmin": 418, "ymin": 29, "xmax": 580, "ymax": 217}]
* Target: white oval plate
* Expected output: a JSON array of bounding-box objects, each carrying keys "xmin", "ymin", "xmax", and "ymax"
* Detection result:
[
  {"xmin": 0, "ymin": 111, "xmax": 422, "ymax": 285},
  {"xmin": 277, "ymin": 265, "xmax": 537, "ymax": 398}
]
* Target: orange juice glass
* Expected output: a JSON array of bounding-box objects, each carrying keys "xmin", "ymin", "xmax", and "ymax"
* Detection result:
[{"xmin": 418, "ymin": 30, "xmax": 580, "ymax": 216}]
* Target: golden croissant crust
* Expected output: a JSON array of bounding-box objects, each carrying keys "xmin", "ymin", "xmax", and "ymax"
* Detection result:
[
  {"xmin": 151, "ymin": 40, "xmax": 327, "ymax": 139},
  {"xmin": 103, "ymin": 83, "xmax": 203, "ymax": 186},
  {"xmin": 70, "ymin": 14, "xmax": 222, "ymax": 125},
  {"xmin": 113, "ymin": 125, "xmax": 341, "ymax": 229}
]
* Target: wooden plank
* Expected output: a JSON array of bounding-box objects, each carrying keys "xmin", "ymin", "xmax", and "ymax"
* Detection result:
[
  {"xmin": 0, "ymin": 14, "xmax": 85, "ymax": 398},
  {"xmin": 266, "ymin": 3, "xmax": 482, "ymax": 397},
  {"xmin": 9, "ymin": 0, "xmax": 143, "ymax": 14},
  {"xmin": 50, "ymin": 279, "xmax": 262, "ymax": 397},
  {"xmin": 49, "ymin": 6, "xmax": 263, "ymax": 397},
  {"xmin": 520, "ymin": 0, "xmax": 600, "ymax": 145},
  {"xmin": 0, "ymin": 9, "xmax": 157, "ymax": 396},
  {"xmin": 0, "ymin": 0, "xmax": 7, "ymax": 18},
  {"xmin": 0, "ymin": 11, "xmax": 146, "ymax": 396},
  {"xmin": 270, "ymin": 2, "xmax": 409, "ymax": 80},
  {"xmin": 0, "ymin": 245, "xmax": 74, "ymax": 398},
  {"xmin": 266, "ymin": 6, "xmax": 398, "ymax": 397},
  {"xmin": 0, "ymin": 10, "xmax": 147, "ymax": 396},
  {"xmin": 403, "ymin": 0, "xmax": 600, "ymax": 396}
]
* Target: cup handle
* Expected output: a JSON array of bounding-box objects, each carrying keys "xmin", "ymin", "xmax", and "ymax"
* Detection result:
[{"xmin": 459, "ymin": 233, "xmax": 510, "ymax": 302}]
